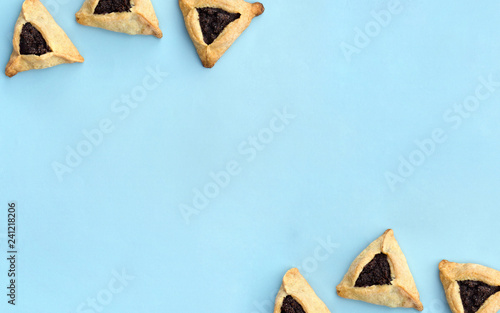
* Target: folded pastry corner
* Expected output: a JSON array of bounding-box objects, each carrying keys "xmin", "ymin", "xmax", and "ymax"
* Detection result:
[
  {"xmin": 76, "ymin": 0, "xmax": 162, "ymax": 38},
  {"xmin": 439, "ymin": 260, "xmax": 500, "ymax": 313},
  {"xmin": 179, "ymin": 0, "xmax": 264, "ymax": 68},
  {"xmin": 273, "ymin": 268, "xmax": 331, "ymax": 313},
  {"xmin": 336, "ymin": 229, "xmax": 423, "ymax": 311},
  {"xmin": 5, "ymin": 0, "xmax": 84, "ymax": 77}
]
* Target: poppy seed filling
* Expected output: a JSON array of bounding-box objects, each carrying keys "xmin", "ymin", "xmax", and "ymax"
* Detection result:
[
  {"xmin": 20, "ymin": 23, "xmax": 52, "ymax": 56},
  {"xmin": 355, "ymin": 253, "xmax": 393, "ymax": 287},
  {"xmin": 196, "ymin": 7, "xmax": 240, "ymax": 45},
  {"xmin": 281, "ymin": 295, "xmax": 306, "ymax": 313},
  {"xmin": 458, "ymin": 280, "xmax": 500, "ymax": 313},
  {"xmin": 94, "ymin": 0, "xmax": 132, "ymax": 14}
]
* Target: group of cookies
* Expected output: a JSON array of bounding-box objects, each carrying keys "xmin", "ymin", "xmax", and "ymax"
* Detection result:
[
  {"xmin": 275, "ymin": 229, "xmax": 500, "ymax": 313},
  {"xmin": 5, "ymin": 0, "xmax": 264, "ymax": 77}
]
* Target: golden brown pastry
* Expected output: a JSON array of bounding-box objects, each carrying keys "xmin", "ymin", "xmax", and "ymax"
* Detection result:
[
  {"xmin": 76, "ymin": 0, "xmax": 162, "ymax": 38},
  {"xmin": 5, "ymin": 0, "xmax": 84, "ymax": 77},
  {"xmin": 273, "ymin": 268, "xmax": 331, "ymax": 313},
  {"xmin": 336, "ymin": 229, "xmax": 423, "ymax": 311},
  {"xmin": 179, "ymin": 0, "xmax": 264, "ymax": 68},
  {"xmin": 439, "ymin": 260, "xmax": 500, "ymax": 313}
]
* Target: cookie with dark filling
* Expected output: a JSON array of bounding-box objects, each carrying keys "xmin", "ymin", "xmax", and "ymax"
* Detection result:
[
  {"xmin": 440, "ymin": 260, "xmax": 500, "ymax": 313},
  {"xmin": 179, "ymin": 0, "xmax": 264, "ymax": 68},
  {"xmin": 337, "ymin": 229, "xmax": 423, "ymax": 311},
  {"xmin": 76, "ymin": 0, "xmax": 162, "ymax": 38},
  {"xmin": 273, "ymin": 268, "xmax": 331, "ymax": 313},
  {"xmin": 5, "ymin": 0, "xmax": 84, "ymax": 77}
]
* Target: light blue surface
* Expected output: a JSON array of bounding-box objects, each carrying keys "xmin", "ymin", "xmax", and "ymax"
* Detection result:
[{"xmin": 1, "ymin": 0, "xmax": 500, "ymax": 312}]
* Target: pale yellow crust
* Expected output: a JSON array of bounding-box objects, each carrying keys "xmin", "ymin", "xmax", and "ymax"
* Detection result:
[
  {"xmin": 76, "ymin": 0, "xmax": 162, "ymax": 38},
  {"xmin": 273, "ymin": 268, "xmax": 331, "ymax": 313},
  {"xmin": 179, "ymin": 0, "xmax": 264, "ymax": 68},
  {"xmin": 336, "ymin": 229, "xmax": 423, "ymax": 311},
  {"xmin": 439, "ymin": 260, "xmax": 500, "ymax": 313},
  {"xmin": 5, "ymin": 0, "xmax": 84, "ymax": 77}
]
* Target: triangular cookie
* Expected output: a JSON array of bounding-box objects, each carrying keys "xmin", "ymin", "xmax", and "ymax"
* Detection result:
[
  {"xmin": 76, "ymin": 0, "xmax": 162, "ymax": 38},
  {"xmin": 273, "ymin": 268, "xmax": 331, "ymax": 313},
  {"xmin": 5, "ymin": 0, "xmax": 84, "ymax": 77},
  {"xmin": 439, "ymin": 260, "xmax": 500, "ymax": 313},
  {"xmin": 336, "ymin": 229, "xmax": 423, "ymax": 311},
  {"xmin": 179, "ymin": 0, "xmax": 264, "ymax": 68}
]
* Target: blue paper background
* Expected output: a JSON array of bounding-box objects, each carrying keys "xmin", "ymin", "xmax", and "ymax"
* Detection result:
[{"xmin": 1, "ymin": 0, "xmax": 500, "ymax": 312}]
